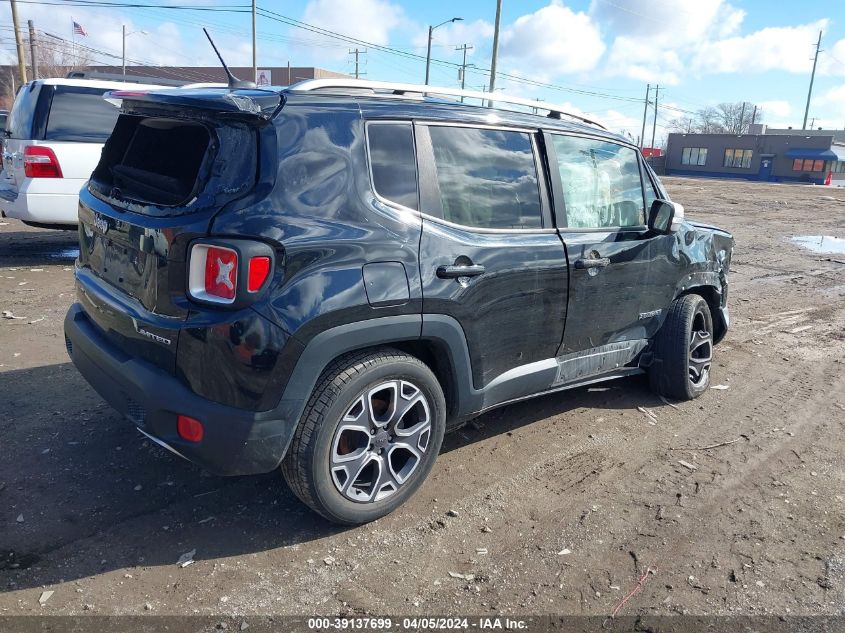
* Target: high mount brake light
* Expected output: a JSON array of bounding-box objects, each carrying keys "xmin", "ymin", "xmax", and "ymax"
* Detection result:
[
  {"xmin": 24, "ymin": 146, "xmax": 63, "ymax": 178},
  {"xmin": 188, "ymin": 242, "xmax": 273, "ymax": 306}
]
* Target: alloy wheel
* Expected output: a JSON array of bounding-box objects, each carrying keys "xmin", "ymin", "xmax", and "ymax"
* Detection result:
[
  {"xmin": 688, "ymin": 311, "xmax": 713, "ymax": 387},
  {"xmin": 330, "ymin": 380, "xmax": 432, "ymax": 503}
]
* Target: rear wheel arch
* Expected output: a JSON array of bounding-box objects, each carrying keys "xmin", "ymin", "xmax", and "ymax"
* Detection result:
[
  {"xmin": 273, "ymin": 315, "xmax": 476, "ymax": 443},
  {"xmin": 678, "ymin": 284, "xmax": 726, "ymax": 343}
]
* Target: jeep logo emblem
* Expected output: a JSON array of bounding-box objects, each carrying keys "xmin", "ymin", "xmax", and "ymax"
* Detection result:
[{"xmin": 94, "ymin": 215, "xmax": 109, "ymax": 234}]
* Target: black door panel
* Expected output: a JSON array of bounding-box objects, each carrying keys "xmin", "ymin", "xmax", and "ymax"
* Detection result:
[
  {"xmin": 544, "ymin": 132, "xmax": 656, "ymax": 355},
  {"xmin": 417, "ymin": 123, "xmax": 568, "ymax": 389},
  {"xmin": 556, "ymin": 230, "xmax": 650, "ymax": 354},
  {"xmin": 420, "ymin": 221, "xmax": 567, "ymax": 388}
]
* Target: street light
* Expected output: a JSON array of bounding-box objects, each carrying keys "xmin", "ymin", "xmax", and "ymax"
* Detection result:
[
  {"xmin": 122, "ymin": 25, "xmax": 148, "ymax": 80},
  {"xmin": 425, "ymin": 17, "xmax": 462, "ymax": 85}
]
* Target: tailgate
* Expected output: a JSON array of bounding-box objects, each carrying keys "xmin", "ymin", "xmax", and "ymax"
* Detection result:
[{"xmin": 76, "ymin": 191, "xmax": 217, "ymax": 373}]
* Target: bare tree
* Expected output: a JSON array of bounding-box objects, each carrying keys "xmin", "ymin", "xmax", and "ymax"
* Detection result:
[
  {"xmin": 28, "ymin": 33, "xmax": 93, "ymax": 79},
  {"xmin": 668, "ymin": 102, "xmax": 764, "ymax": 135}
]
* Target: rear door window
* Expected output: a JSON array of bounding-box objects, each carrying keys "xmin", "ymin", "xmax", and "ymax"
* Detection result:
[
  {"xmin": 550, "ymin": 135, "xmax": 645, "ymax": 229},
  {"xmin": 45, "ymin": 86, "xmax": 122, "ymax": 143},
  {"xmin": 427, "ymin": 126, "xmax": 542, "ymax": 229},
  {"xmin": 367, "ymin": 122, "xmax": 418, "ymax": 210}
]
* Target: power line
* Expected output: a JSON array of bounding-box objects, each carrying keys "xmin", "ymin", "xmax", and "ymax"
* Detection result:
[
  {"xmin": 17, "ymin": 0, "xmax": 249, "ymax": 11},
  {"xmin": 254, "ymin": 4, "xmax": 646, "ymax": 104}
]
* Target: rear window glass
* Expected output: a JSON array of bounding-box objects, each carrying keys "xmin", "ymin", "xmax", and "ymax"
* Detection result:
[
  {"xmin": 367, "ymin": 122, "xmax": 418, "ymax": 210},
  {"xmin": 45, "ymin": 86, "xmax": 122, "ymax": 142},
  {"xmin": 428, "ymin": 126, "xmax": 542, "ymax": 229}
]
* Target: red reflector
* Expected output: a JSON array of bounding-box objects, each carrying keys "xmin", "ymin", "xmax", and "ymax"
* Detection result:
[
  {"xmin": 204, "ymin": 246, "xmax": 238, "ymax": 300},
  {"xmin": 24, "ymin": 146, "xmax": 63, "ymax": 178},
  {"xmin": 247, "ymin": 256, "xmax": 271, "ymax": 292},
  {"xmin": 177, "ymin": 415, "xmax": 204, "ymax": 442},
  {"xmin": 110, "ymin": 90, "xmax": 149, "ymax": 97}
]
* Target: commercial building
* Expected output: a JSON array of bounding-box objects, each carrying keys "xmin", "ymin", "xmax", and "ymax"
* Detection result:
[
  {"xmin": 665, "ymin": 126, "xmax": 845, "ymax": 185},
  {"xmin": 68, "ymin": 65, "xmax": 348, "ymax": 87}
]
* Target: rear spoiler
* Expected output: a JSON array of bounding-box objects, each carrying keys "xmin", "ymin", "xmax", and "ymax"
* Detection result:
[{"xmin": 105, "ymin": 88, "xmax": 284, "ymax": 120}]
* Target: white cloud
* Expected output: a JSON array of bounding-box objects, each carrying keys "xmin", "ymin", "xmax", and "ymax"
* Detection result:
[
  {"xmin": 594, "ymin": 0, "xmax": 746, "ymax": 82},
  {"xmin": 818, "ymin": 38, "xmax": 845, "ymax": 77},
  {"xmin": 590, "ymin": 0, "xmax": 744, "ymax": 45},
  {"xmin": 500, "ymin": 1, "xmax": 605, "ymax": 75},
  {"xmin": 603, "ymin": 36, "xmax": 684, "ymax": 84},
  {"xmin": 817, "ymin": 84, "xmax": 845, "ymax": 108},
  {"xmin": 692, "ymin": 20, "xmax": 829, "ymax": 75},
  {"xmin": 301, "ymin": 0, "xmax": 404, "ymax": 60},
  {"xmin": 757, "ymin": 100, "xmax": 792, "ymax": 119}
]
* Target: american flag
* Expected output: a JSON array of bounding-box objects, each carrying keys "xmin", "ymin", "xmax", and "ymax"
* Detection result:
[{"xmin": 72, "ymin": 21, "xmax": 88, "ymax": 37}]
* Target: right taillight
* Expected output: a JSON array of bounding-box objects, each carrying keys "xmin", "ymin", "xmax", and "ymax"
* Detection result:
[
  {"xmin": 24, "ymin": 146, "xmax": 63, "ymax": 178},
  {"xmin": 189, "ymin": 244, "xmax": 239, "ymax": 304},
  {"xmin": 188, "ymin": 241, "xmax": 274, "ymax": 307}
]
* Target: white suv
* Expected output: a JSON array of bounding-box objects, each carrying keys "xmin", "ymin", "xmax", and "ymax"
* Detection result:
[{"xmin": 0, "ymin": 78, "xmax": 164, "ymax": 228}]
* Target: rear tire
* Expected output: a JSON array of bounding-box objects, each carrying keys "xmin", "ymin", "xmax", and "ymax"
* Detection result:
[
  {"xmin": 282, "ymin": 348, "xmax": 446, "ymax": 525},
  {"xmin": 649, "ymin": 294, "xmax": 714, "ymax": 401}
]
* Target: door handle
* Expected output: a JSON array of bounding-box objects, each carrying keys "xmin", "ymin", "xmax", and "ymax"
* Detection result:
[
  {"xmin": 436, "ymin": 264, "xmax": 486, "ymax": 279},
  {"xmin": 574, "ymin": 257, "xmax": 611, "ymax": 269}
]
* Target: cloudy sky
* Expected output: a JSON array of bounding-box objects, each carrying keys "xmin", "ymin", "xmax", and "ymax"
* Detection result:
[{"xmin": 1, "ymin": 0, "xmax": 843, "ymax": 144}]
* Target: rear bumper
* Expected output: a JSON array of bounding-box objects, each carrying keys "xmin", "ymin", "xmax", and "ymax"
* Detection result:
[
  {"xmin": 0, "ymin": 179, "xmax": 83, "ymax": 225},
  {"xmin": 64, "ymin": 303, "xmax": 297, "ymax": 476}
]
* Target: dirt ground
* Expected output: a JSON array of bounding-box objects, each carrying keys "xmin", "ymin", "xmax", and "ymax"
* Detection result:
[{"xmin": 0, "ymin": 177, "xmax": 844, "ymax": 620}]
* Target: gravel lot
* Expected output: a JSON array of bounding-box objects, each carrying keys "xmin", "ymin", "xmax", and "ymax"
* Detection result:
[{"xmin": 1, "ymin": 177, "xmax": 844, "ymax": 618}]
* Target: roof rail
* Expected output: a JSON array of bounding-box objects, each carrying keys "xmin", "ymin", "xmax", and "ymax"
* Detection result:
[{"xmin": 287, "ymin": 78, "xmax": 606, "ymax": 130}]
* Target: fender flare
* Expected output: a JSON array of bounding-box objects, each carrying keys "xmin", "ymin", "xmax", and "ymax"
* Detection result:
[{"xmin": 270, "ymin": 314, "xmax": 482, "ymax": 438}]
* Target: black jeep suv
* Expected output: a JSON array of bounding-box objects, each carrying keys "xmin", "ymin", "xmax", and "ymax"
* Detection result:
[{"xmin": 64, "ymin": 80, "xmax": 733, "ymax": 524}]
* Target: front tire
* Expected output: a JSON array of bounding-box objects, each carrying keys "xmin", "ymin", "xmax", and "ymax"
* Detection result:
[
  {"xmin": 282, "ymin": 348, "xmax": 446, "ymax": 525},
  {"xmin": 649, "ymin": 294, "xmax": 714, "ymax": 400}
]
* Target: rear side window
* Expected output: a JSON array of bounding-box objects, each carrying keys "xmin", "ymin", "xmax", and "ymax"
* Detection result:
[
  {"xmin": 551, "ymin": 135, "xmax": 645, "ymax": 229},
  {"xmin": 428, "ymin": 126, "xmax": 542, "ymax": 229},
  {"xmin": 367, "ymin": 122, "xmax": 418, "ymax": 210},
  {"xmin": 6, "ymin": 82, "xmax": 40, "ymax": 139},
  {"xmin": 45, "ymin": 86, "xmax": 122, "ymax": 143}
]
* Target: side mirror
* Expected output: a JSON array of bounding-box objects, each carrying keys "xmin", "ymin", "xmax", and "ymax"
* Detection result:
[{"xmin": 648, "ymin": 199, "xmax": 684, "ymax": 233}]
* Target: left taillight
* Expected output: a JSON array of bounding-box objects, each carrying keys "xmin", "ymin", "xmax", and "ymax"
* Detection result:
[
  {"xmin": 24, "ymin": 146, "xmax": 63, "ymax": 178},
  {"xmin": 188, "ymin": 241, "xmax": 274, "ymax": 307}
]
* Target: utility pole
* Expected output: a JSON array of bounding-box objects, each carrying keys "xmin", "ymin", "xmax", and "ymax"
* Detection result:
[
  {"xmin": 10, "ymin": 0, "xmax": 28, "ymax": 85},
  {"xmin": 650, "ymin": 85, "xmax": 659, "ymax": 152},
  {"xmin": 751, "ymin": 105, "xmax": 757, "ymax": 126},
  {"xmin": 739, "ymin": 102, "xmax": 746, "ymax": 134},
  {"xmin": 488, "ymin": 0, "xmax": 502, "ymax": 101},
  {"xmin": 640, "ymin": 83, "xmax": 650, "ymax": 150},
  {"xmin": 27, "ymin": 20, "xmax": 38, "ymax": 80},
  {"xmin": 122, "ymin": 24, "xmax": 126, "ymax": 79},
  {"xmin": 456, "ymin": 43, "xmax": 473, "ymax": 100},
  {"xmin": 348, "ymin": 48, "xmax": 366, "ymax": 79},
  {"xmin": 251, "ymin": 0, "xmax": 257, "ymax": 82},
  {"xmin": 803, "ymin": 30, "xmax": 822, "ymax": 130}
]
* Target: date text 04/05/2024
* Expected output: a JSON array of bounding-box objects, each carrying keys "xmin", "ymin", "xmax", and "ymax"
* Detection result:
[{"xmin": 306, "ymin": 618, "xmax": 529, "ymax": 630}]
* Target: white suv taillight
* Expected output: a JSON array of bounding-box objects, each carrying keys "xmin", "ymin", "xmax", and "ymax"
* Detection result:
[
  {"xmin": 188, "ymin": 241, "xmax": 274, "ymax": 306},
  {"xmin": 24, "ymin": 146, "xmax": 63, "ymax": 178}
]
